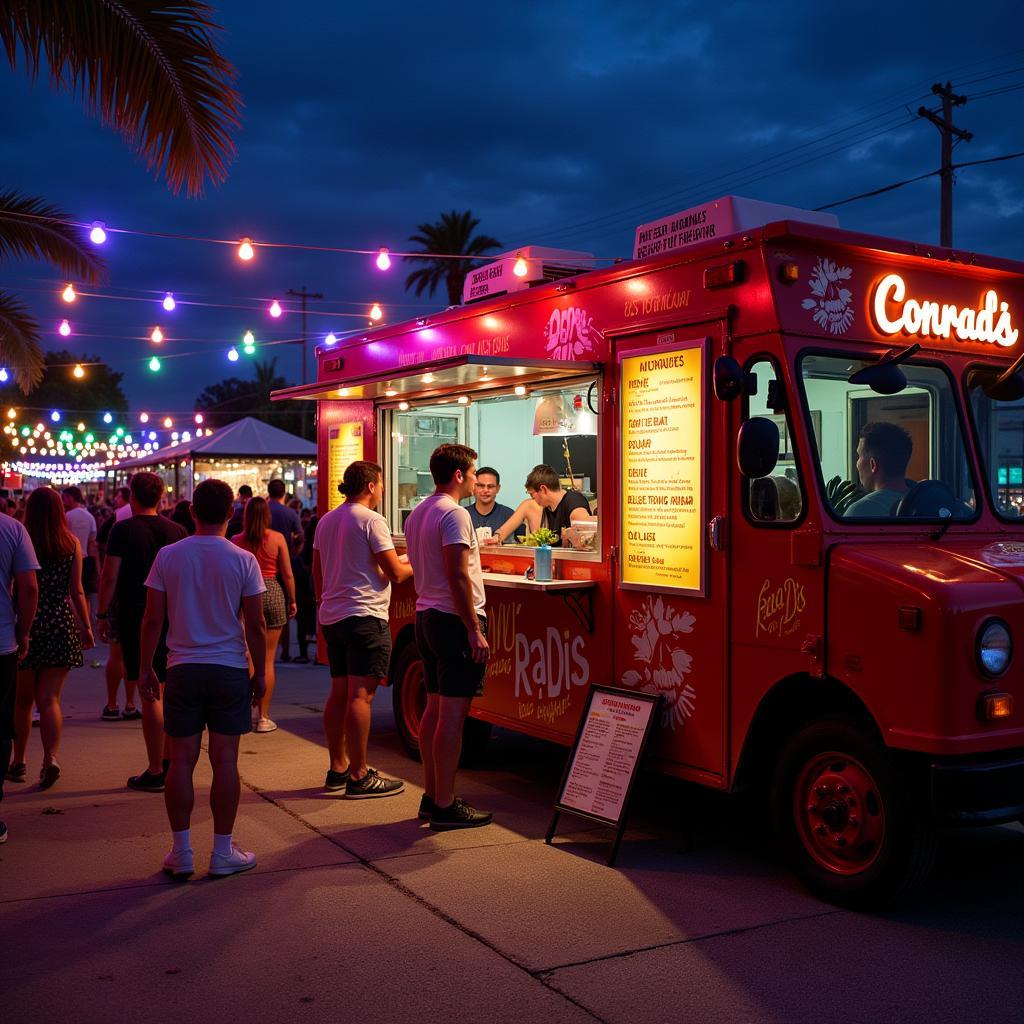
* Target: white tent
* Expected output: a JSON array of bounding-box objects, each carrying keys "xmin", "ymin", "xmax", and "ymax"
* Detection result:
[{"xmin": 113, "ymin": 416, "xmax": 316, "ymax": 502}]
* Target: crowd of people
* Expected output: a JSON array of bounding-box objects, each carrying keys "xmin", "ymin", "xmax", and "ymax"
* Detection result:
[{"xmin": 0, "ymin": 443, "xmax": 496, "ymax": 875}]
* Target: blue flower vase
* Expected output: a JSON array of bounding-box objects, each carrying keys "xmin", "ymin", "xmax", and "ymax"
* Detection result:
[{"xmin": 534, "ymin": 544, "xmax": 553, "ymax": 582}]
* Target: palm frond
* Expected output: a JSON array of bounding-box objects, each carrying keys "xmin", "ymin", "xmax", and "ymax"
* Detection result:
[
  {"xmin": 0, "ymin": 290, "xmax": 45, "ymax": 393},
  {"xmin": 0, "ymin": 0, "xmax": 242, "ymax": 197},
  {"xmin": 0, "ymin": 190, "xmax": 105, "ymax": 282},
  {"xmin": 402, "ymin": 209, "xmax": 502, "ymax": 302}
]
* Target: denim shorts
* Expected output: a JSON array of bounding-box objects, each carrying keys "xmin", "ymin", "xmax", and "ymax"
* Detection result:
[
  {"xmin": 414, "ymin": 609, "xmax": 487, "ymax": 699},
  {"xmin": 163, "ymin": 663, "xmax": 252, "ymax": 737}
]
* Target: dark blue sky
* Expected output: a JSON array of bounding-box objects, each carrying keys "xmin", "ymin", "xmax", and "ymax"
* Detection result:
[{"xmin": 2, "ymin": 1, "xmax": 1023, "ymax": 418}]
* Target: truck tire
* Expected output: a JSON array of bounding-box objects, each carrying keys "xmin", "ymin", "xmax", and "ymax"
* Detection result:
[
  {"xmin": 391, "ymin": 639, "xmax": 426, "ymax": 761},
  {"xmin": 390, "ymin": 639, "xmax": 493, "ymax": 765},
  {"xmin": 771, "ymin": 717, "xmax": 937, "ymax": 907}
]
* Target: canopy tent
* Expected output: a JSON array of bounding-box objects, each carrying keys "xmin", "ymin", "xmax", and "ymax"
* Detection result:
[{"xmin": 112, "ymin": 416, "xmax": 317, "ymax": 503}]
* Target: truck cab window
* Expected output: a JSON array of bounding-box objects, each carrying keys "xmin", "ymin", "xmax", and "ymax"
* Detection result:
[
  {"xmin": 801, "ymin": 353, "xmax": 976, "ymax": 521},
  {"xmin": 746, "ymin": 359, "xmax": 803, "ymax": 523},
  {"xmin": 968, "ymin": 383, "xmax": 1024, "ymax": 520}
]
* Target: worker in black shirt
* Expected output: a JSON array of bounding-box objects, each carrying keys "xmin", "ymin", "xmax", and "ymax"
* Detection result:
[{"xmin": 488, "ymin": 464, "xmax": 590, "ymax": 546}]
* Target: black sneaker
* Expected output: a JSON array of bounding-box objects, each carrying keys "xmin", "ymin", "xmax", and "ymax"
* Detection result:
[
  {"xmin": 430, "ymin": 798, "xmax": 493, "ymax": 831},
  {"xmin": 121, "ymin": 706, "xmax": 142, "ymax": 721},
  {"xmin": 101, "ymin": 706, "xmax": 121, "ymax": 721},
  {"xmin": 127, "ymin": 769, "xmax": 166, "ymax": 793},
  {"xmin": 418, "ymin": 794, "xmax": 437, "ymax": 820},
  {"xmin": 0, "ymin": 820, "xmax": 7, "ymax": 844},
  {"xmin": 324, "ymin": 768, "xmax": 351, "ymax": 792},
  {"xmin": 6, "ymin": 762, "xmax": 26, "ymax": 782},
  {"xmin": 345, "ymin": 768, "xmax": 404, "ymax": 799},
  {"xmin": 39, "ymin": 763, "xmax": 60, "ymax": 790}
]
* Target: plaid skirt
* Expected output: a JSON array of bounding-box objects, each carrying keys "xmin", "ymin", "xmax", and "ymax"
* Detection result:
[{"xmin": 262, "ymin": 576, "xmax": 287, "ymax": 629}]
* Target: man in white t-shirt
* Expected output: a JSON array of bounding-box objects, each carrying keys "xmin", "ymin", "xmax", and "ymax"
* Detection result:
[
  {"xmin": 404, "ymin": 443, "xmax": 492, "ymax": 831},
  {"xmin": 313, "ymin": 460, "xmax": 412, "ymax": 798},
  {"xmin": 138, "ymin": 479, "xmax": 267, "ymax": 880}
]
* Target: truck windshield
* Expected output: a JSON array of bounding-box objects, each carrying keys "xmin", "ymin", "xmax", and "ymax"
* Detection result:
[
  {"xmin": 968, "ymin": 382, "xmax": 1024, "ymax": 521},
  {"xmin": 799, "ymin": 353, "xmax": 976, "ymax": 521}
]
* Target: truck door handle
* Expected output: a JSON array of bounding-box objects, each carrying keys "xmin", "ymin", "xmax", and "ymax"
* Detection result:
[{"xmin": 708, "ymin": 516, "xmax": 725, "ymax": 551}]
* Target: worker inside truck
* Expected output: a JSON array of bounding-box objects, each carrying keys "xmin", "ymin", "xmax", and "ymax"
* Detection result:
[
  {"xmin": 799, "ymin": 353, "xmax": 977, "ymax": 520},
  {"xmin": 384, "ymin": 376, "xmax": 600, "ymax": 551}
]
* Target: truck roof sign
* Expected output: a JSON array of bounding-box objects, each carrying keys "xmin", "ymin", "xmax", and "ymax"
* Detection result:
[{"xmin": 633, "ymin": 195, "xmax": 838, "ymax": 261}]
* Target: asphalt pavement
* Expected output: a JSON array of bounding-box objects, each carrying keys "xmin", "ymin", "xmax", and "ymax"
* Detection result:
[{"xmin": 2, "ymin": 649, "xmax": 1023, "ymax": 1023}]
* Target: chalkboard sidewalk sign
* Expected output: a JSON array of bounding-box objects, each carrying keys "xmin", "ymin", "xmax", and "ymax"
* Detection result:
[{"xmin": 545, "ymin": 684, "xmax": 661, "ymax": 867}]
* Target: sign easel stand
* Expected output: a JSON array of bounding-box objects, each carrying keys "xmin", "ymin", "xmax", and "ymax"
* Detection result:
[{"xmin": 544, "ymin": 686, "xmax": 662, "ymax": 868}]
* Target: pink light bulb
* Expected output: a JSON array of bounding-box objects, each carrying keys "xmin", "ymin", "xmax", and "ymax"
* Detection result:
[
  {"xmin": 376, "ymin": 247, "xmax": 391, "ymax": 271},
  {"xmin": 59, "ymin": 319, "xmax": 72, "ymax": 337},
  {"xmin": 269, "ymin": 299, "xmax": 282, "ymax": 318}
]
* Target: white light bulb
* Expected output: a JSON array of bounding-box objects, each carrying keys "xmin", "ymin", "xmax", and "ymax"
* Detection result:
[
  {"xmin": 237, "ymin": 237, "xmax": 254, "ymax": 261},
  {"xmin": 162, "ymin": 292, "xmax": 176, "ymax": 312},
  {"xmin": 376, "ymin": 247, "xmax": 391, "ymax": 271}
]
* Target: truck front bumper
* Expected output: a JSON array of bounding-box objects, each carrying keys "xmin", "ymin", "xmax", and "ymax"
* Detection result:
[{"xmin": 930, "ymin": 750, "xmax": 1024, "ymax": 825}]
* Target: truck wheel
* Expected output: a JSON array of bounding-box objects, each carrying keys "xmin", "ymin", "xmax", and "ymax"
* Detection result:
[
  {"xmin": 389, "ymin": 640, "xmax": 493, "ymax": 766},
  {"xmin": 771, "ymin": 718, "xmax": 936, "ymax": 907},
  {"xmin": 391, "ymin": 640, "xmax": 425, "ymax": 761}
]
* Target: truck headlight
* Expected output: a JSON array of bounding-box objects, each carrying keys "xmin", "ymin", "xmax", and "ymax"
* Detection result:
[{"xmin": 977, "ymin": 619, "xmax": 1012, "ymax": 677}]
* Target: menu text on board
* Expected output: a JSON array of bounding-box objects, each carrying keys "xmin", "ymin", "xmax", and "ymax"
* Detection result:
[
  {"xmin": 327, "ymin": 422, "xmax": 363, "ymax": 510},
  {"xmin": 620, "ymin": 341, "xmax": 704, "ymax": 593},
  {"xmin": 558, "ymin": 689, "xmax": 658, "ymax": 824}
]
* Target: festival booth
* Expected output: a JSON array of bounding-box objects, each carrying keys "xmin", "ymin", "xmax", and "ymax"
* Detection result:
[{"xmin": 112, "ymin": 416, "xmax": 317, "ymax": 504}]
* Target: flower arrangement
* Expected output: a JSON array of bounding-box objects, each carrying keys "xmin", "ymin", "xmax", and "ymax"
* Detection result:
[{"xmin": 518, "ymin": 527, "xmax": 559, "ymax": 547}]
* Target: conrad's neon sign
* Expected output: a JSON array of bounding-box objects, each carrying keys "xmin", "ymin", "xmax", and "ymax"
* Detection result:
[{"xmin": 871, "ymin": 273, "xmax": 1019, "ymax": 348}]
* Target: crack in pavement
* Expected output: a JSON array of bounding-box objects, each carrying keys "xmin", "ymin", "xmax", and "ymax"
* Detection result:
[{"xmin": 532, "ymin": 905, "xmax": 845, "ymax": 977}]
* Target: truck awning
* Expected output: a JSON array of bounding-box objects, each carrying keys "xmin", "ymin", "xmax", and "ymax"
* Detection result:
[{"xmin": 271, "ymin": 355, "xmax": 600, "ymax": 404}]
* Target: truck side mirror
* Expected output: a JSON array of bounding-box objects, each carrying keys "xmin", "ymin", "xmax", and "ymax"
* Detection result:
[
  {"xmin": 848, "ymin": 362, "xmax": 907, "ymax": 395},
  {"xmin": 737, "ymin": 417, "xmax": 780, "ymax": 478},
  {"xmin": 714, "ymin": 356, "xmax": 756, "ymax": 402}
]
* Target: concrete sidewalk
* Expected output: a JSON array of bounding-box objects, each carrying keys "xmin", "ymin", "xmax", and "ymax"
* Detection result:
[{"xmin": 3, "ymin": 653, "xmax": 1024, "ymax": 1023}]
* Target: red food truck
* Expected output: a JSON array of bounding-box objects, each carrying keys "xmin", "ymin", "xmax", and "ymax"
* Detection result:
[{"xmin": 275, "ymin": 198, "xmax": 1024, "ymax": 904}]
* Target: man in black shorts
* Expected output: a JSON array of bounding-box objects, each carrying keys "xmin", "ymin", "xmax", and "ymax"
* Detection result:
[
  {"xmin": 98, "ymin": 472, "xmax": 187, "ymax": 792},
  {"xmin": 139, "ymin": 479, "xmax": 267, "ymax": 879},
  {"xmin": 404, "ymin": 444, "xmax": 492, "ymax": 830},
  {"xmin": 313, "ymin": 461, "xmax": 412, "ymax": 797}
]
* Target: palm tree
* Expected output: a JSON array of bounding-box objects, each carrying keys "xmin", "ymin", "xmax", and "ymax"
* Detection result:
[
  {"xmin": 0, "ymin": 1, "xmax": 242, "ymax": 391},
  {"xmin": 404, "ymin": 210, "xmax": 502, "ymax": 307}
]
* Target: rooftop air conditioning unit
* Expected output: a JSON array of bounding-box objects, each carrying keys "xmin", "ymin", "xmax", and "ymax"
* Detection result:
[{"xmin": 462, "ymin": 247, "xmax": 595, "ymax": 305}]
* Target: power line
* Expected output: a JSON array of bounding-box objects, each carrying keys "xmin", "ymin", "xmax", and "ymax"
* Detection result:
[{"xmin": 814, "ymin": 150, "xmax": 1024, "ymax": 213}]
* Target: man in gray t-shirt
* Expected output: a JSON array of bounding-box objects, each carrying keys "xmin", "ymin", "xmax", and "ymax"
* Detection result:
[
  {"xmin": 844, "ymin": 421, "xmax": 914, "ymax": 518},
  {"xmin": 0, "ymin": 515, "xmax": 39, "ymax": 842}
]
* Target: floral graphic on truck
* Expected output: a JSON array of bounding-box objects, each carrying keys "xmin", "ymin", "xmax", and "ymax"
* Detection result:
[
  {"xmin": 544, "ymin": 306, "xmax": 598, "ymax": 359},
  {"xmin": 621, "ymin": 596, "xmax": 696, "ymax": 730},
  {"xmin": 802, "ymin": 257, "xmax": 854, "ymax": 335}
]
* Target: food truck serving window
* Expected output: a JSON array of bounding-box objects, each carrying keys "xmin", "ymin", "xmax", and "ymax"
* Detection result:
[
  {"xmin": 799, "ymin": 352, "xmax": 976, "ymax": 521},
  {"xmin": 382, "ymin": 376, "xmax": 599, "ymax": 549}
]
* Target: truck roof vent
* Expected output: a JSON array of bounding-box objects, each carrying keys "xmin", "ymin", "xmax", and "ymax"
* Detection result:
[{"xmin": 462, "ymin": 246, "xmax": 595, "ymax": 304}]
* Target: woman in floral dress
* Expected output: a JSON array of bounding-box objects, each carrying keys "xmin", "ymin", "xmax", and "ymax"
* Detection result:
[{"xmin": 8, "ymin": 488, "xmax": 94, "ymax": 789}]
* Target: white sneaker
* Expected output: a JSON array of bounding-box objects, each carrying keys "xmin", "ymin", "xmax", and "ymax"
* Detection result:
[
  {"xmin": 162, "ymin": 847, "xmax": 194, "ymax": 879},
  {"xmin": 209, "ymin": 845, "xmax": 256, "ymax": 877},
  {"xmin": 255, "ymin": 718, "xmax": 277, "ymax": 733}
]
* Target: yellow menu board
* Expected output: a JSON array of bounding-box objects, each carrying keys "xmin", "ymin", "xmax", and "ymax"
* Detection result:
[
  {"xmin": 620, "ymin": 343, "xmax": 703, "ymax": 592},
  {"xmin": 327, "ymin": 421, "xmax": 364, "ymax": 510}
]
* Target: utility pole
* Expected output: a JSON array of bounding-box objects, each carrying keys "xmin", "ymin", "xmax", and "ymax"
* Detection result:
[
  {"xmin": 918, "ymin": 82, "xmax": 973, "ymax": 247},
  {"xmin": 285, "ymin": 286, "xmax": 324, "ymax": 385}
]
